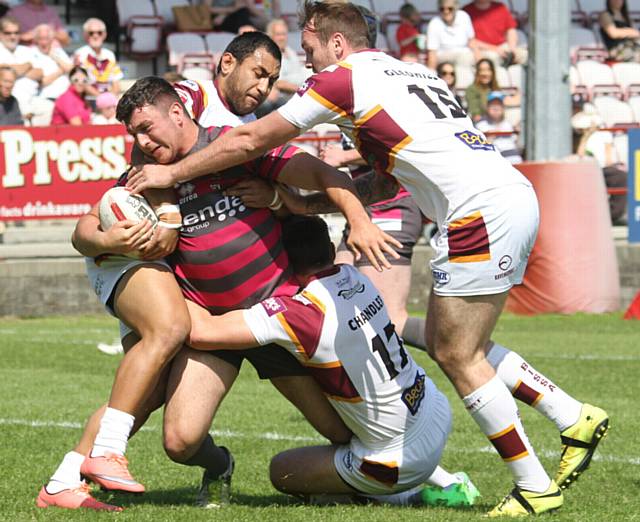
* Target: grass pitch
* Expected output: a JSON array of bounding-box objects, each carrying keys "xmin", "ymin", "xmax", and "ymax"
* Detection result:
[{"xmin": 0, "ymin": 313, "xmax": 638, "ymax": 521}]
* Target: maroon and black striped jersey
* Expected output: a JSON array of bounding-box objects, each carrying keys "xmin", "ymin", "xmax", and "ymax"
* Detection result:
[{"xmin": 168, "ymin": 125, "xmax": 300, "ymax": 314}]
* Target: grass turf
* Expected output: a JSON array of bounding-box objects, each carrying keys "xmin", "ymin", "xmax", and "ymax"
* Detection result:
[{"xmin": 0, "ymin": 313, "xmax": 638, "ymax": 521}]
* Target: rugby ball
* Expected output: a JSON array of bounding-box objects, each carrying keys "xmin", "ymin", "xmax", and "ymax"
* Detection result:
[{"xmin": 99, "ymin": 187, "xmax": 159, "ymax": 231}]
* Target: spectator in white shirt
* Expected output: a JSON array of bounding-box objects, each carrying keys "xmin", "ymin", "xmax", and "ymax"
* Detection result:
[
  {"xmin": 33, "ymin": 23, "xmax": 71, "ymax": 98},
  {"xmin": 427, "ymin": 0, "xmax": 478, "ymax": 70},
  {"xmin": 257, "ymin": 18, "xmax": 310, "ymax": 117},
  {"xmin": 0, "ymin": 15, "xmax": 43, "ymax": 120},
  {"xmin": 475, "ymin": 91, "xmax": 522, "ymax": 164},
  {"xmin": 73, "ymin": 17, "xmax": 122, "ymax": 95}
]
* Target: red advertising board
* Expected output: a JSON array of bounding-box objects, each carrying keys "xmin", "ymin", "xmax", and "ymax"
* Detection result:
[{"xmin": 0, "ymin": 124, "xmax": 133, "ymax": 221}]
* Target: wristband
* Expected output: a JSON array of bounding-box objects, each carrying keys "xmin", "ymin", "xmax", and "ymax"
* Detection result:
[
  {"xmin": 268, "ymin": 191, "xmax": 283, "ymax": 211},
  {"xmin": 158, "ymin": 221, "xmax": 182, "ymax": 229},
  {"xmin": 155, "ymin": 204, "xmax": 181, "ymax": 216}
]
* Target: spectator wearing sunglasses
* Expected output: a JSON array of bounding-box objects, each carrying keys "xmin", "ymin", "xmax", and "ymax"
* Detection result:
[
  {"xmin": 427, "ymin": 0, "xmax": 478, "ymax": 70},
  {"xmin": 73, "ymin": 18, "xmax": 122, "ymax": 95},
  {"xmin": 7, "ymin": 0, "xmax": 69, "ymax": 47},
  {"xmin": 51, "ymin": 66, "xmax": 92, "ymax": 125},
  {"xmin": 0, "ymin": 16, "xmax": 43, "ymax": 119},
  {"xmin": 436, "ymin": 61, "xmax": 464, "ymax": 108}
]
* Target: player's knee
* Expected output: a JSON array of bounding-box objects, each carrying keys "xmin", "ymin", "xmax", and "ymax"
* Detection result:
[
  {"xmin": 163, "ymin": 426, "xmax": 197, "ymax": 463},
  {"xmin": 146, "ymin": 318, "xmax": 191, "ymax": 362},
  {"xmin": 269, "ymin": 453, "xmax": 292, "ymax": 493}
]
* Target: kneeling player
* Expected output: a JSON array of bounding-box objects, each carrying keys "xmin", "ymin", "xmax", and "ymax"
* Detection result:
[{"xmin": 186, "ymin": 216, "xmax": 479, "ymax": 507}]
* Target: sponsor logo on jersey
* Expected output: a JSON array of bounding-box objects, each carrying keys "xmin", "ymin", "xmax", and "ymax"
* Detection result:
[
  {"xmin": 432, "ymin": 269, "xmax": 450, "ymax": 285},
  {"xmin": 401, "ymin": 371, "xmax": 426, "ymax": 416},
  {"xmin": 182, "ymin": 196, "xmax": 246, "ymax": 227},
  {"xmin": 338, "ymin": 281, "xmax": 365, "ymax": 300},
  {"xmin": 454, "ymin": 130, "xmax": 495, "ymax": 151},
  {"xmin": 498, "ymin": 255, "xmax": 513, "ymax": 271},
  {"xmin": 177, "ymin": 183, "xmax": 197, "ymax": 204},
  {"xmin": 297, "ymin": 78, "xmax": 315, "ymax": 96},
  {"xmin": 342, "ymin": 450, "xmax": 354, "ymax": 471},
  {"xmin": 261, "ymin": 297, "xmax": 287, "ymax": 316},
  {"xmin": 181, "ymin": 79, "xmax": 200, "ymax": 91},
  {"xmin": 348, "ymin": 295, "xmax": 384, "ymax": 331}
]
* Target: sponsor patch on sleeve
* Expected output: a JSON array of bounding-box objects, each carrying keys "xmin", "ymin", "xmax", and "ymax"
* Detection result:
[
  {"xmin": 401, "ymin": 371, "xmax": 426, "ymax": 415},
  {"xmin": 296, "ymin": 78, "xmax": 316, "ymax": 96},
  {"xmin": 260, "ymin": 297, "xmax": 288, "ymax": 316},
  {"xmin": 455, "ymin": 130, "xmax": 495, "ymax": 151}
]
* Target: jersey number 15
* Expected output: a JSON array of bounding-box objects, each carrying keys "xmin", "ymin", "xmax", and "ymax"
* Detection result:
[{"xmin": 408, "ymin": 84, "xmax": 466, "ymax": 119}]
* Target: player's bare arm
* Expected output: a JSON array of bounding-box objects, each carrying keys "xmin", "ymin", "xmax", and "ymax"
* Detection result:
[
  {"xmin": 277, "ymin": 170, "xmax": 400, "ymax": 215},
  {"xmin": 126, "ymin": 112, "xmax": 300, "ymax": 193},
  {"xmin": 72, "ymin": 203, "xmax": 154, "ymax": 258},
  {"xmin": 276, "ymin": 153, "xmax": 402, "ymax": 270},
  {"xmin": 186, "ymin": 301, "xmax": 258, "ymax": 351}
]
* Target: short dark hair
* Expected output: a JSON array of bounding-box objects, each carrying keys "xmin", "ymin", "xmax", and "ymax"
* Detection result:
[
  {"xmin": 216, "ymin": 31, "xmax": 282, "ymax": 74},
  {"xmin": 116, "ymin": 76, "xmax": 183, "ymax": 124},
  {"xmin": 299, "ymin": 1, "xmax": 370, "ymax": 49},
  {"xmin": 399, "ymin": 3, "xmax": 418, "ymax": 19},
  {"xmin": 69, "ymin": 65, "xmax": 88, "ymax": 79},
  {"xmin": 282, "ymin": 216, "xmax": 335, "ymax": 274}
]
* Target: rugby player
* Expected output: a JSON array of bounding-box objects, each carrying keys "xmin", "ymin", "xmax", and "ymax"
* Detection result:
[
  {"xmin": 125, "ymin": 2, "xmax": 609, "ymax": 516},
  {"xmin": 187, "ymin": 215, "xmax": 480, "ymax": 508},
  {"xmin": 38, "ymin": 35, "xmax": 396, "ymax": 507}
]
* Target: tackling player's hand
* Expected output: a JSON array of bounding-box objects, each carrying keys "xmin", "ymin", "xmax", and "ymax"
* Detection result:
[
  {"xmin": 102, "ymin": 219, "xmax": 154, "ymax": 255},
  {"xmin": 346, "ymin": 219, "xmax": 402, "ymax": 272},
  {"xmin": 225, "ymin": 178, "xmax": 277, "ymax": 208},
  {"xmin": 126, "ymin": 164, "xmax": 176, "ymax": 195},
  {"xmin": 318, "ymin": 145, "xmax": 346, "ymax": 168},
  {"xmin": 138, "ymin": 226, "xmax": 179, "ymax": 260}
]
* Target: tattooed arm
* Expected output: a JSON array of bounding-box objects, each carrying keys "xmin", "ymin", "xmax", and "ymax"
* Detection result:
[{"xmin": 277, "ymin": 171, "xmax": 400, "ymax": 215}]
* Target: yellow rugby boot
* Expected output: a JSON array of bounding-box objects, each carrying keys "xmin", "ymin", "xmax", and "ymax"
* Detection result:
[
  {"xmin": 555, "ymin": 404, "xmax": 609, "ymax": 490},
  {"xmin": 487, "ymin": 481, "xmax": 563, "ymax": 517}
]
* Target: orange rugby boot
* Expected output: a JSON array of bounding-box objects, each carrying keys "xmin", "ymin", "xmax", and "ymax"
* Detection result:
[
  {"xmin": 36, "ymin": 483, "xmax": 123, "ymax": 511},
  {"xmin": 80, "ymin": 452, "xmax": 145, "ymax": 493}
]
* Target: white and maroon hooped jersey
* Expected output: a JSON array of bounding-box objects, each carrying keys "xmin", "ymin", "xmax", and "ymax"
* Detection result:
[
  {"xmin": 244, "ymin": 264, "xmax": 436, "ymax": 449},
  {"xmin": 278, "ymin": 50, "xmax": 531, "ymax": 225},
  {"xmin": 174, "ymin": 79, "xmax": 256, "ymax": 128}
]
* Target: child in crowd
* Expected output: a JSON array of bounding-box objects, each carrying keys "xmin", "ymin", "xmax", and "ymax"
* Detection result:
[
  {"xmin": 396, "ymin": 3, "xmax": 424, "ymax": 62},
  {"xmin": 92, "ymin": 91, "xmax": 118, "ymax": 125}
]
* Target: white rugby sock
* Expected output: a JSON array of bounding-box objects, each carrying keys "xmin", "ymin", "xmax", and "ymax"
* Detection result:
[
  {"xmin": 425, "ymin": 465, "xmax": 461, "ymax": 487},
  {"xmin": 463, "ymin": 375, "xmax": 550, "ymax": 493},
  {"xmin": 47, "ymin": 451, "xmax": 85, "ymax": 493},
  {"xmin": 91, "ymin": 407, "xmax": 135, "ymax": 457},
  {"xmin": 487, "ymin": 342, "xmax": 582, "ymax": 432}
]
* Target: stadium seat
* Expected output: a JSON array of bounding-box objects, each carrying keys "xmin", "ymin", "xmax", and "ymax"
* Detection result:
[
  {"xmin": 116, "ymin": 0, "xmax": 164, "ymax": 74},
  {"xmin": 592, "ymin": 96, "xmax": 635, "ymax": 126},
  {"xmin": 577, "ymin": 0, "xmax": 603, "ymax": 13},
  {"xmin": 612, "ymin": 62, "xmax": 640, "ymax": 93},
  {"xmin": 279, "ymin": 0, "xmax": 300, "ymax": 17},
  {"xmin": 504, "ymin": 106, "xmax": 522, "ymax": 128},
  {"xmin": 204, "ymin": 32, "xmax": 236, "ymax": 54},
  {"xmin": 455, "ymin": 64, "xmax": 474, "ymax": 89},
  {"xmin": 627, "ymin": 95, "xmax": 640, "ymax": 122},
  {"xmin": 576, "ymin": 59, "xmax": 615, "ymax": 88},
  {"xmin": 515, "ymin": 28, "xmax": 528, "ymax": 46},
  {"xmin": 179, "ymin": 53, "xmax": 216, "ymax": 82},
  {"xmin": 496, "ymin": 65, "xmax": 511, "ymax": 88},
  {"xmin": 570, "ymin": 24, "xmax": 600, "ymax": 56},
  {"xmin": 372, "ymin": 0, "xmax": 407, "ymax": 17},
  {"xmin": 508, "ymin": 64, "xmax": 524, "ymax": 91},
  {"xmin": 167, "ymin": 32, "xmax": 206, "ymax": 66},
  {"xmin": 613, "ymin": 132, "xmax": 629, "ymax": 164},
  {"xmin": 154, "ymin": 0, "xmax": 190, "ymax": 28},
  {"xmin": 569, "ymin": 64, "xmax": 581, "ymax": 91}
]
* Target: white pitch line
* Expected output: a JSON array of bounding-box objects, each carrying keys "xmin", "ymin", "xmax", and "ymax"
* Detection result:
[{"xmin": 1, "ymin": 417, "xmax": 637, "ymax": 465}]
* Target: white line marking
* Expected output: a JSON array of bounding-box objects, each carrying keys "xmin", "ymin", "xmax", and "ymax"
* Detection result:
[{"xmin": 1, "ymin": 417, "xmax": 637, "ymax": 465}]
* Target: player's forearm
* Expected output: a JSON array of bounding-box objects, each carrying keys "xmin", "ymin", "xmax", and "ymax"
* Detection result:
[
  {"xmin": 283, "ymin": 171, "xmax": 399, "ymax": 214},
  {"xmin": 188, "ymin": 311, "xmax": 260, "ymax": 350},
  {"xmin": 172, "ymin": 117, "xmax": 298, "ymax": 184},
  {"xmin": 72, "ymin": 213, "xmax": 109, "ymax": 257}
]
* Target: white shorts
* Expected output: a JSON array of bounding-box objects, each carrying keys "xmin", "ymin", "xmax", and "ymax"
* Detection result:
[
  {"xmin": 85, "ymin": 255, "xmax": 170, "ymax": 339},
  {"xmin": 333, "ymin": 381, "xmax": 451, "ymax": 495},
  {"xmin": 430, "ymin": 183, "xmax": 539, "ymax": 296}
]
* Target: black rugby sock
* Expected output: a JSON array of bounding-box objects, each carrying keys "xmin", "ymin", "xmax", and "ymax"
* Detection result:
[{"xmin": 183, "ymin": 434, "xmax": 230, "ymax": 478}]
